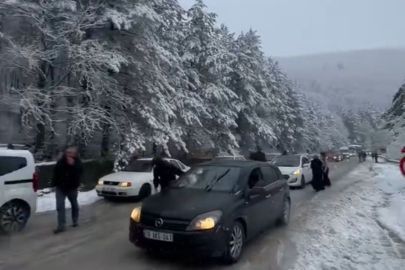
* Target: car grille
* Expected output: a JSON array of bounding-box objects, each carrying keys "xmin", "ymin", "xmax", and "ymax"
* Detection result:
[
  {"xmin": 141, "ymin": 213, "xmax": 190, "ymax": 231},
  {"xmin": 103, "ymin": 181, "xmax": 120, "ymax": 186},
  {"xmin": 283, "ymin": 175, "xmax": 290, "ymax": 180},
  {"xmin": 101, "ymin": 191, "xmax": 117, "ymax": 196}
]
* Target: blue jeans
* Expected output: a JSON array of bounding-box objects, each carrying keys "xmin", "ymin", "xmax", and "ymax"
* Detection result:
[{"xmin": 56, "ymin": 188, "xmax": 79, "ymax": 229}]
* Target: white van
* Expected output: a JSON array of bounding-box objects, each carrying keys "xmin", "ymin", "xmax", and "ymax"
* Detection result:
[{"xmin": 0, "ymin": 149, "xmax": 37, "ymax": 233}]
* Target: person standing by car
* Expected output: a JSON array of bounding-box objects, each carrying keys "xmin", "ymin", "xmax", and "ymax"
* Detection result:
[
  {"xmin": 320, "ymin": 152, "xmax": 331, "ymax": 187},
  {"xmin": 152, "ymin": 156, "xmax": 184, "ymax": 192},
  {"xmin": 310, "ymin": 154, "xmax": 325, "ymax": 192},
  {"xmin": 249, "ymin": 146, "xmax": 266, "ymax": 162},
  {"xmin": 52, "ymin": 146, "xmax": 84, "ymax": 234}
]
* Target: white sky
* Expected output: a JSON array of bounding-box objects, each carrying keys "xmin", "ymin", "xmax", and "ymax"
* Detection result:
[{"xmin": 179, "ymin": 0, "xmax": 405, "ymax": 57}]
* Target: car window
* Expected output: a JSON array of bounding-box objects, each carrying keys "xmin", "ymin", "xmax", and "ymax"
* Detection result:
[
  {"xmin": 302, "ymin": 157, "xmax": 310, "ymax": 165},
  {"xmin": 248, "ymin": 168, "xmax": 265, "ymax": 188},
  {"xmin": 0, "ymin": 156, "xmax": 27, "ymax": 177},
  {"xmin": 260, "ymin": 166, "xmax": 279, "ymax": 185},
  {"xmin": 123, "ymin": 160, "xmax": 153, "ymax": 172},
  {"xmin": 173, "ymin": 165, "xmax": 241, "ymax": 192}
]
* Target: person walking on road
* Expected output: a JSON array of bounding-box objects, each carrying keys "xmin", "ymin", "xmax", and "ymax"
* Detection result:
[
  {"xmin": 320, "ymin": 152, "xmax": 331, "ymax": 187},
  {"xmin": 249, "ymin": 146, "xmax": 267, "ymax": 162},
  {"xmin": 52, "ymin": 146, "xmax": 84, "ymax": 234},
  {"xmin": 358, "ymin": 151, "xmax": 362, "ymax": 163},
  {"xmin": 372, "ymin": 151, "xmax": 379, "ymax": 163},
  {"xmin": 152, "ymin": 156, "xmax": 184, "ymax": 192},
  {"xmin": 310, "ymin": 154, "xmax": 325, "ymax": 192}
]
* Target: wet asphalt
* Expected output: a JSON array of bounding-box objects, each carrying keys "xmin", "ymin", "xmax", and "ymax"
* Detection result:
[{"xmin": 0, "ymin": 158, "xmax": 359, "ymax": 270}]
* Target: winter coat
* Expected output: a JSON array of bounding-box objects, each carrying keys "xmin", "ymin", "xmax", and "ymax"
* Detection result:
[
  {"xmin": 153, "ymin": 160, "xmax": 184, "ymax": 188},
  {"xmin": 321, "ymin": 156, "xmax": 328, "ymax": 172},
  {"xmin": 52, "ymin": 157, "xmax": 84, "ymax": 192},
  {"xmin": 249, "ymin": 151, "xmax": 267, "ymax": 162}
]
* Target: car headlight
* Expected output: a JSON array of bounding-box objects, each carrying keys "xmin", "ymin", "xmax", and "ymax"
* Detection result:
[
  {"xmin": 98, "ymin": 180, "xmax": 104, "ymax": 185},
  {"xmin": 130, "ymin": 206, "xmax": 141, "ymax": 222},
  {"xmin": 119, "ymin": 182, "xmax": 132, "ymax": 187},
  {"xmin": 186, "ymin": 210, "xmax": 222, "ymax": 231},
  {"xmin": 292, "ymin": 170, "xmax": 300, "ymax": 176}
]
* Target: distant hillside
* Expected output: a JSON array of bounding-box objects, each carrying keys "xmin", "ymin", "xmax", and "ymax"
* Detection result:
[{"xmin": 276, "ymin": 49, "xmax": 405, "ymax": 111}]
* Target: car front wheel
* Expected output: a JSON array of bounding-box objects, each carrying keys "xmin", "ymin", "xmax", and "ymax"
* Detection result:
[
  {"xmin": 277, "ymin": 197, "xmax": 291, "ymax": 226},
  {"xmin": 0, "ymin": 201, "xmax": 30, "ymax": 234},
  {"xmin": 223, "ymin": 221, "xmax": 244, "ymax": 264},
  {"xmin": 300, "ymin": 175, "xmax": 306, "ymax": 189}
]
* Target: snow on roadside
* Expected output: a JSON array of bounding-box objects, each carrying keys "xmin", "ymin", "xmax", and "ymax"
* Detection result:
[
  {"xmin": 36, "ymin": 189, "xmax": 101, "ymax": 213},
  {"xmin": 373, "ymin": 163, "xmax": 405, "ymax": 243},
  {"xmin": 290, "ymin": 162, "xmax": 405, "ymax": 270}
]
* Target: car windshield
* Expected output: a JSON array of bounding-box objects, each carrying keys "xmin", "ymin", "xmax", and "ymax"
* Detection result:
[
  {"xmin": 122, "ymin": 160, "xmax": 153, "ymax": 172},
  {"xmin": 173, "ymin": 166, "xmax": 241, "ymax": 192},
  {"xmin": 271, "ymin": 156, "xmax": 301, "ymax": 167}
]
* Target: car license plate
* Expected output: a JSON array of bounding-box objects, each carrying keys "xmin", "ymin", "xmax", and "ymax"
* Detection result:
[
  {"xmin": 103, "ymin": 187, "xmax": 115, "ymax": 192},
  {"xmin": 143, "ymin": 230, "xmax": 173, "ymax": 242}
]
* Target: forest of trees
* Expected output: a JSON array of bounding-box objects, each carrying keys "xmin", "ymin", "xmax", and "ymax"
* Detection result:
[{"xmin": 0, "ymin": 0, "xmax": 353, "ymax": 165}]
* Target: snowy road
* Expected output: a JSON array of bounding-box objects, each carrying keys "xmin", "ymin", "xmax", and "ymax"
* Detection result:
[{"xmin": 0, "ymin": 159, "xmax": 359, "ymax": 270}]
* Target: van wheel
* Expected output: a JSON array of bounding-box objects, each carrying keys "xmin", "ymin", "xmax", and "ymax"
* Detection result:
[
  {"xmin": 138, "ymin": 184, "xmax": 152, "ymax": 200},
  {"xmin": 0, "ymin": 201, "xmax": 29, "ymax": 234},
  {"xmin": 223, "ymin": 221, "xmax": 244, "ymax": 264},
  {"xmin": 276, "ymin": 197, "xmax": 291, "ymax": 226},
  {"xmin": 300, "ymin": 176, "xmax": 306, "ymax": 189}
]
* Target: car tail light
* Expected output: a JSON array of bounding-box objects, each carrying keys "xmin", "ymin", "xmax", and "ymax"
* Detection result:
[{"xmin": 33, "ymin": 172, "xmax": 38, "ymax": 192}]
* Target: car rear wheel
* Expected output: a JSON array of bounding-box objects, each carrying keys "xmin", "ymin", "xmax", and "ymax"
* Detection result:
[
  {"xmin": 300, "ymin": 176, "xmax": 306, "ymax": 189},
  {"xmin": 223, "ymin": 221, "xmax": 244, "ymax": 264},
  {"xmin": 277, "ymin": 197, "xmax": 291, "ymax": 226},
  {"xmin": 0, "ymin": 201, "xmax": 30, "ymax": 234},
  {"xmin": 138, "ymin": 184, "xmax": 152, "ymax": 200}
]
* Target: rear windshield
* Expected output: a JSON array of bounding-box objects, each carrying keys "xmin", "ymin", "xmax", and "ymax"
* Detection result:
[
  {"xmin": 0, "ymin": 156, "xmax": 27, "ymax": 177},
  {"xmin": 271, "ymin": 156, "xmax": 301, "ymax": 167},
  {"xmin": 123, "ymin": 160, "xmax": 153, "ymax": 172},
  {"xmin": 173, "ymin": 166, "xmax": 241, "ymax": 192}
]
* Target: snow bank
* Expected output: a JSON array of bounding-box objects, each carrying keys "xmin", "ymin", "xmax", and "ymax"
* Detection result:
[
  {"xmin": 291, "ymin": 163, "xmax": 405, "ymax": 270},
  {"xmin": 374, "ymin": 163, "xmax": 405, "ymax": 243},
  {"xmin": 36, "ymin": 189, "xmax": 101, "ymax": 213}
]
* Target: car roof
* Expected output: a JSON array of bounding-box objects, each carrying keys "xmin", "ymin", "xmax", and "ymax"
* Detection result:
[
  {"xmin": 0, "ymin": 149, "xmax": 33, "ymax": 156},
  {"xmin": 137, "ymin": 157, "xmax": 176, "ymax": 161},
  {"xmin": 199, "ymin": 160, "xmax": 274, "ymax": 168}
]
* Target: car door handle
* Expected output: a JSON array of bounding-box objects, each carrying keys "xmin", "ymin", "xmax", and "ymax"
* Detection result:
[
  {"xmin": 266, "ymin": 194, "xmax": 271, "ymax": 199},
  {"xmin": 279, "ymin": 188, "xmax": 284, "ymax": 192}
]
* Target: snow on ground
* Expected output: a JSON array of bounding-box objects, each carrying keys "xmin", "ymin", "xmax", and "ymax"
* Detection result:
[
  {"xmin": 36, "ymin": 189, "xmax": 101, "ymax": 213},
  {"xmin": 290, "ymin": 161, "xmax": 405, "ymax": 270}
]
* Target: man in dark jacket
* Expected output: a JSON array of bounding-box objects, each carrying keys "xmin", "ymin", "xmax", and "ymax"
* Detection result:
[
  {"xmin": 52, "ymin": 146, "xmax": 83, "ymax": 234},
  {"xmin": 249, "ymin": 146, "xmax": 267, "ymax": 162},
  {"xmin": 311, "ymin": 154, "xmax": 325, "ymax": 192},
  {"xmin": 152, "ymin": 156, "xmax": 184, "ymax": 191}
]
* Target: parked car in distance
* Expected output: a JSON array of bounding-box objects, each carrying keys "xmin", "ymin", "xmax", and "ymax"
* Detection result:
[
  {"xmin": 264, "ymin": 153, "xmax": 280, "ymax": 162},
  {"xmin": 213, "ymin": 155, "xmax": 245, "ymax": 161},
  {"xmin": 0, "ymin": 148, "xmax": 37, "ymax": 234},
  {"xmin": 326, "ymin": 152, "xmax": 343, "ymax": 162},
  {"xmin": 96, "ymin": 158, "xmax": 189, "ymax": 200},
  {"xmin": 271, "ymin": 154, "xmax": 312, "ymax": 189},
  {"xmin": 129, "ymin": 160, "xmax": 290, "ymax": 263}
]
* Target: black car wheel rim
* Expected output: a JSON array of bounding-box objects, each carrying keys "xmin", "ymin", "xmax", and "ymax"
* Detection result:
[
  {"xmin": 1, "ymin": 204, "xmax": 26, "ymax": 233},
  {"xmin": 230, "ymin": 225, "xmax": 243, "ymax": 259},
  {"xmin": 283, "ymin": 200, "xmax": 290, "ymax": 223}
]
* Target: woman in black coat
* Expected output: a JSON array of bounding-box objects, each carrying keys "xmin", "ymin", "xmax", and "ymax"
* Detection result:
[{"xmin": 311, "ymin": 155, "xmax": 325, "ymax": 192}]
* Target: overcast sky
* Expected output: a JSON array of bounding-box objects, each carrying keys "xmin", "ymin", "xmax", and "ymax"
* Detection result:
[{"xmin": 179, "ymin": 0, "xmax": 405, "ymax": 57}]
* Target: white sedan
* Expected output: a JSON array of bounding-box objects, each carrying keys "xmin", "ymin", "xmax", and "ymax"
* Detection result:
[
  {"xmin": 271, "ymin": 154, "xmax": 312, "ymax": 189},
  {"xmin": 96, "ymin": 158, "xmax": 189, "ymax": 200}
]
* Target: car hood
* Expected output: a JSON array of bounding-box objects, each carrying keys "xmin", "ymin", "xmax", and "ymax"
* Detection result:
[
  {"xmin": 142, "ymin": 189, "xmax": 234, "ymax": 220},
  {"xmin": 99, "ymin": 171, "xmax": 152, "ymax": 183},
  {"xmin": 277, "ymin": 166, "xmax": 300, "ymax": 175}
]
